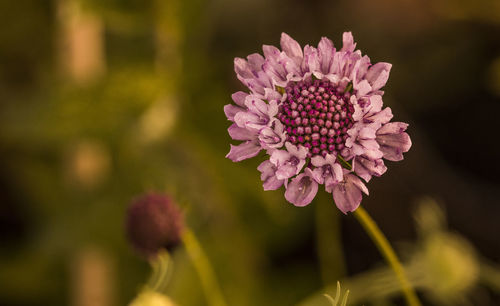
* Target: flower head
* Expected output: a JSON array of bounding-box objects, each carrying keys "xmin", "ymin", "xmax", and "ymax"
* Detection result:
[
  {"xmin": 225, "ymin": 33, "xmax": 411, "ymax": 213},
  {"xmin": 126, "ymin": 193, "xmax": 183, "ymax": 258}
]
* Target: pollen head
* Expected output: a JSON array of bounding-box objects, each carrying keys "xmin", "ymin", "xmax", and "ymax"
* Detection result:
[{"xmin": 277, "ymin": 79, "xmax": 354, "ymax": 158}]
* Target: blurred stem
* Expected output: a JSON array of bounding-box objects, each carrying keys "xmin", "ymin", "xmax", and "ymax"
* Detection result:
[
  {"xmin": 353, "ymin": 206, "xmax": 421, "ymax": 306},
  {"xmin": 316, "ymin": 197, "xmax": 346, "ymax": 284},
  {"xmin": 181, "ymin": 229, "xmax": 227, "ymax": 306},
  {"xmin": 148, "ymin": 250, "xmax": 172, "ymax": 292}
]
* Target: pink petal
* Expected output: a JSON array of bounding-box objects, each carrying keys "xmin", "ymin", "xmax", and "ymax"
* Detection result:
[
  {"xmin": 324, "ymin": 163, "xmax": 344, "ymax": 193},
  {"xmin": 366, "ymin": 107, "xmax": 393, "ymax": 125},
  {"xmin": 355, "ymin": 79, "xmax": 372, "ymax": 97},
  {"xmin": 377, "ymin": 122, "xmax": 408, "ymax": 135},
  {"xmin": 228, "ymin": 124, "xmax": 256, "ymax": 141},
  {"xmin": 285, "ymin": 169, "xmax": 318, "ymax": 207},
  {"xmin": 224, "ymin": 104, "xmax": 244, "ymax": 121},
  {"xmin": 303, "ymin": 45, "xmax": 320, "ymax": 74},
  {"xmin": 263, "ymin": 175, "xmax": 285, "ymax": 191},
  {"xmin": 311, "ymin": 153, "xmax": 336, "ymax": 167},
  {"xmin": 350, "ymin": 55, "xmax": 371, "ymax": 84},
  {"xmin": 234, "ymin": 57, "xmax": 252, "ymax": 79},
  {"xmin": 367, "ymin": 95, "xmax": 383, "ymax": 113},
  {"xmin": 366, "ymin": 62, "xmax": 391, "ymax": 91},
  {"xmin": 262, "ymin": 45, "xmax": 280, "ymax": 60},
  {"xmin": 318, "ymin": 37, "xmax": 335, "ymax": 74},
  {"xmin": 259, "ymin": 121, "xmax": 285, "ymax": 149},
  {"xmin": 231, "ymin": 91, "xmax": 248, "ymax": 107},
  {"xmin": 226, "ymin": 141, "xmax": 261, "ymax": 162},
  {"xmin": 280, "ymin": 33, "xmax": 303, "ymax": 66},
  {"xmin": 285, "ymin": 142, "xmax": 308, "ymax": 159},
  {"xmin": 311, "ymin": 167, "xmax": 325, "ymax": 184},
  {"xmin": 264, "ymin": 88, "xmax": 283, "ymax": 102},
  {"xmin": 270, "ymin": 149, "xmax": 290, "ymax": 167},
  {"xmin": 332, "ymin": 172, "xmax": 368, "ymax": 214},
  {"xmin": 258, "ymin": 160, "xmax": 284, "ymax": 190},
  {"xmin": 247, "ymin": 53, "xmax": 265, "ymax": 72},
  {"xmin": 359, "ymin": 127, "xmax": 377, "ymax": 139},
  {"xmin": 234, "ymin": 111, "xmax": 260, "ymax": 129},
  {"xmin": 353, "ymin": 156, "xmax": 387, "ymax": 182},
  {"xmin": 341, "ymin": 32, "xmax": 356, "ymax": 52},
  {"xmin": 376, "ymin": 125, "xmax": 412, "ymax": 161},
  {"xmin": 276, "ymin": 164, "xmax": 298, "ymax": 180}
]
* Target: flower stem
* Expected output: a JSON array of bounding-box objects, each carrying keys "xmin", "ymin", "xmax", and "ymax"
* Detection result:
[
  {"xmin": 181, "ymin": 228, "xmax": 227, "ymax": 306},
  {"xmin": 148, "ymin": 250, "xmax": 172, "ymax": 292},
  {"xmin": 353, "ymin": 206, "xmax": 421, "ymax": 306}
]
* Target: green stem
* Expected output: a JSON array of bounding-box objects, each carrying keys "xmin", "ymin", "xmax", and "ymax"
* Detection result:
[
  {"xmin": 148, "ymin": 250, "xmax": 172, "ymax": 292},
  {"xmin": 181, "ymin": 229, "xmax": 227, "ymax": 306},
  {"xmin": 353, "ymin": 206, "xmax": 421, "ymax": 306}
]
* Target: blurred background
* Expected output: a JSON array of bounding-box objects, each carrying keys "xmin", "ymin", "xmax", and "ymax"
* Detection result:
[{"xmin": 0, "ymin": 0, "xmax": 499, "ymax": 305}]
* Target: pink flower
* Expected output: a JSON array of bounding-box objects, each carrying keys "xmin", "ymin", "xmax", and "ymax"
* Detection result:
[{"xmin": 225, "ymin": 33, "xmax": 411, "ymax": 213}]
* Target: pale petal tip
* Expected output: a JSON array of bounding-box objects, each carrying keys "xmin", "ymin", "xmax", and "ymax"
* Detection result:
[{"xmin": 341, "ymin": 32, "xmax": 356, "ymax": 52}]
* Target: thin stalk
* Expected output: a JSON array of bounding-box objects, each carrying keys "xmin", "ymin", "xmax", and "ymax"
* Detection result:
[
  {"xmin": 353, "ymin": 206, "xmax": 421, "ymax": 306},
  {"xmin": 148, "ymin": 250, "xmax": 173, "ymax": 292},
  {"xmin": 181, "ymin": 229, "xmax": 227, "ymax": 306}
]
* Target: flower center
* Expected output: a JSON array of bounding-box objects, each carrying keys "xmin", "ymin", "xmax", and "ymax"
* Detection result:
[{"xmin": 277, "ymin": 79, "xmax": 354, "ymax": 158}]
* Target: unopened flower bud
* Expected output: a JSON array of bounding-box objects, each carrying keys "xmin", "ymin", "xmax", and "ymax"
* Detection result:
[{"xmin": 126, "ymin": 193, "xmax": 183, "ymax": 258}]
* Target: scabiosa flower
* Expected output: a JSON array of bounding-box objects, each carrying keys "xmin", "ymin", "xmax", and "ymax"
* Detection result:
[
  {"xmin": 126, "ymin": 193, "xmax": 183, "ymax": 258},
  {"xmin": 225, "ymin": 32, "xmax": 411, "ymax": 213}
]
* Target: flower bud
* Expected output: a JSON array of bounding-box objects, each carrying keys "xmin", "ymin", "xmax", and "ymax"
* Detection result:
[{"xmin": 126, "ymin": 193, "xmax": 183, "ymax": 258}]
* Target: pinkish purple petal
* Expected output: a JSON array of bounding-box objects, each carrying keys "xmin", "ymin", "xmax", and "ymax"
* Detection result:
[
  {"xmin": 259, "ymin": 120, "xmax": 285, "ymax": 149},
  {"xmin": 270, "ymin": 146, "xmax": 306, "ymax": 180},
  {"xmin": 366, "ymin": 107, "xmax": 393, "ymax": 125},
  {"xmin": 285, "ymin": 168, "xmax": 318, "ymax": 207},
  {"xmin": 341, "ymin": 32, "xmax": 356, "ymax": 52},
  {"xmin": 354, "ymin": 79, "xmax": 372, "ymax": 97},
  {"xmin": 376, "ymin": 122, "xmax": 411, "ymax": 161},
  {"xmin": 311, "ymin": 167, "xmax": 325, "ymax": 184},
  {"xmin": 276, "ymin": 164, "xmax": 299, "ymax": 181},
  {"xmin": 247, "ymin": 53, "xmax": 265, "ymax": 71},
  {"xmin": 366, "ymin": 62, "xmax": 391, "ymax": 91},
  {"xmin": 285, "ymin": 142, "xmax": 308, "ymax": 160},
  {"xmin": 224, "ymin": 104, "xmax": 244, "ymax": 121},
  {"xmin": 234, "ymin": 55, "xmax": 273, "ymax": 96},
  {"xmin": 318, "ymin": 37, "xmax": 335, "ymax": 74},
  {"xmin": 226, "ymin": 141, "xmax": 261, "ymax": 162},
  {"xmin": 346, "ymin": 125, "xmax": 383, "ymax": 159},
  {"xmin": 234, "ymin": 98, "xmax": 277, "ymax": 131},
  {"xmin": 303, "ymin": 45, "xmax": 320, "ymax": 74},
  {"xmin": 350, "ymin": 55, "xmax": 371, "ymax": 85},
  {"xmin": 311, "ymin": 153, "xmax": 337, "ymax": 167},
  {"xmin": 243, "ymin": 72, "xmax": 273, "ymax": 96},
  {"xmin": 245, "ymin": 97, "xmax": 278, "ymax": 118},
  {"xmin": 353, "ymin": 155, "xmax": 387, "ymax": 182},
  {"xmin": 332, "ymin": 171, "xmax": 368, "ymax": 214},
  {"xmin": 264, "ymin": 88, "xmax": 283, "ymax": 102},
  {"xmin": 280, "ymin": 33, "xmax": 303, "ymax": 66},
  {"xmin": 311, "ymin": 154, "xmax": 343, "ymax": 192},
  {"xmin": 324, "ymin": 163, "xmax": 343, "ymax": 193},
  {"xmin": 234, "ymin": 111, "xmax": 262, "ymax": 129},
  {"xmin": 366, "ymin": 95, "xmax": 383, "ymax": 113},
  {"xmin": 228, "ymin": 123, "xmax": 256, "ymax": 141},
  {"xmin": 231, "ymin": 91, "xmax": 248, "ymax": 107},
  {"xmin": 257, "ymin": 160, "xmax": 284, "ymax": 190},
  {"xmin": 234, "ymin": 57, "xmax": 253, "ymax": 79}
]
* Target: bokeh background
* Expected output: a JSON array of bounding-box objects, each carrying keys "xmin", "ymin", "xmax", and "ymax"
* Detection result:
[{"xmin": 1, "ymin": 0, "xmax": 499, "ymax": 305}]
